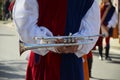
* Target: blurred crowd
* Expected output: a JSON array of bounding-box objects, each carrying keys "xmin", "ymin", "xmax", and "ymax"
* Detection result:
[{"xmin": 0, "ymin": 0, "xmax": 15, "ymax": 21}]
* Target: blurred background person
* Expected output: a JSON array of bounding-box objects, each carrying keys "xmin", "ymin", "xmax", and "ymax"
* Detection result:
[
  {"xmin": 2, "ymin": 0, "xmax": 10, "ymax": 21},
  {"xmin": 0, "ymin": 0, "xmax": 3, "ymax": 20},
  {"xmin": 96, "ymin": 0, "xmax": 118, "ymax": 61},
  {"xmin": 8, "ymin": 0, "xmax": 15, "ymax": 20}
]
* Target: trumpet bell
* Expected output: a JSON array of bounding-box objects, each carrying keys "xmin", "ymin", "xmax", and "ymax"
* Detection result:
[{"xmin": 19, "ymin": 41, "xmax": 26, "ymax": 56}]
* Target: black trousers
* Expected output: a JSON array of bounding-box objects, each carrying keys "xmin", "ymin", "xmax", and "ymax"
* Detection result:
[{"xmin": 87, "ymin": 57, "xmax": 93, "ymax": 77}]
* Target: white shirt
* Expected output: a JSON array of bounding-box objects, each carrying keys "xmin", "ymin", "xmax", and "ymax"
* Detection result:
[
  {"xmin": 107, "ymin": 11, "xmax": 118, "ymax": 28},
  {"xmin": 105, "ymin": 3, "xmax": 118, "ymax": 28},
  {"xmin": 13, "ymin": 0, "xmax": 100, "ymax": 57}
]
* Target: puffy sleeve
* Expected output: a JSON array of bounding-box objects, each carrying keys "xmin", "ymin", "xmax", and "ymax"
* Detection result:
[
  {"xmin": 13, "ymin": 0, "xmax": 53, "ymax": 56},
  {"xmin": 107, "ymin": 11, "xmax": 118, "ymax": 28},
  {"xmin": 74, "ymin": 0, "xmax": 100, "ymax": 57}
]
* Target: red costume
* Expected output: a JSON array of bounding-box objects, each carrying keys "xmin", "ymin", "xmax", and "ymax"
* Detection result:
[{"xmin": 96, "ymin": 2, "xmax": 116, "ymax": 60}]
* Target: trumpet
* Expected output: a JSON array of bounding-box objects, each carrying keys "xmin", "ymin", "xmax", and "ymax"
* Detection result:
[{"xmin": 19, "ymin": 34, "xmax": 105, "ymax": 55}]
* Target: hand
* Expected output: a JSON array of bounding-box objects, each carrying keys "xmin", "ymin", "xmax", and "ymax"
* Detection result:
[
  {"xmin": 54, "ymin": 38, "xmax": 79, "ymax": 54},
  {"xmin": 101, "ymin": 25, "xmax": 109, "ymax": 37},
  {"xmin": 55, "ymin": 46, "xmax": 79, "ymax": 54},
  {"xmin": 102, "ymin": 25, "xmax": 109, "ymax": 31}
]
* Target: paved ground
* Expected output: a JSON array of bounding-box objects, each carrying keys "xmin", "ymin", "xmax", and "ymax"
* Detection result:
[
  {"xmin": 0, "ymin": 20, "xmax": 28, "ymax": 80},
  {"xmin": 0, "ymin": 20, "xmax": 120, "ymax": 80}
]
